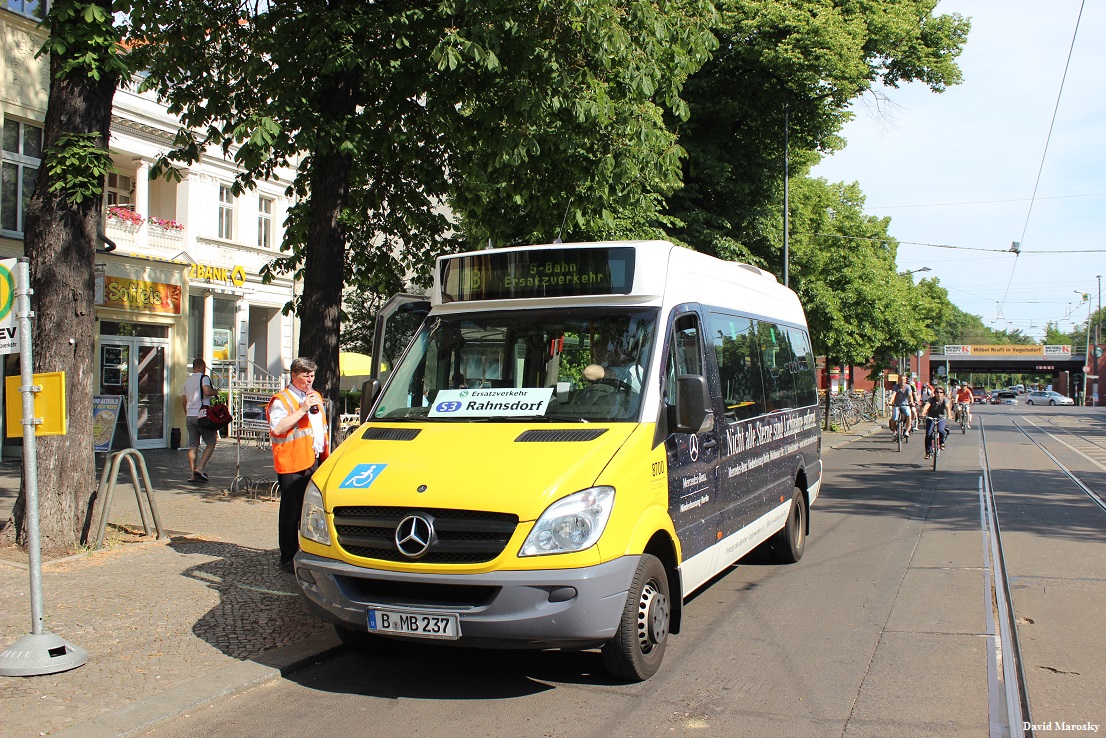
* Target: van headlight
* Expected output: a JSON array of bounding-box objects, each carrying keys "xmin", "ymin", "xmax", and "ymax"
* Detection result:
[
  {"xmin": 520, "ymin": 486, "xmax": 615, "ymax": 557},
  {"xmin": 299, "ymin": 480, "xmax": 331, "ymax": 546}
]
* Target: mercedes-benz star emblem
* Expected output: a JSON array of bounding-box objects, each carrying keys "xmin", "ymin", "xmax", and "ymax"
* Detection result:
[{"xmin": 395, "ymin": 514, "xmax": 435, "ymax": 559}]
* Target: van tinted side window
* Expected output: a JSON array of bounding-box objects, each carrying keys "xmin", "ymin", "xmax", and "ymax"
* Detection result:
[
  {"xmin": 707, "ymin": 312, "xmax": 766, "ymax": 421},
  {"xmin": 787, "ymin": 327, "xmax": 819, "ymax": 407},
  {"xmin": 758, "ymin": 322, "xmax": 797, "ymax": 410}
]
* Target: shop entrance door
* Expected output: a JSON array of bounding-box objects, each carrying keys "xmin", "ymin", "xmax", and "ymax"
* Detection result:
[{"xmin": 98, "ymin": 338, "xmax": 169, "ymax": 449}]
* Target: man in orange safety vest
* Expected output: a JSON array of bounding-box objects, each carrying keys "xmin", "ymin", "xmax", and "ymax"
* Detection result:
[{"xmin": 268, "ymin": 357, "xmax": 329, "ymax": 572}]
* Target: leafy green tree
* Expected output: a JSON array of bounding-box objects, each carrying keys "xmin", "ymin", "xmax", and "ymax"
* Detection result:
[
  {"xmin": 665, "ymin": 0, "xmax": 970, "ymax": 266},
  {"xmin": 131, "ymin": 0, "xmax": 718, "ymax": 402},
  {"xmin": 2, "ymin": 0, "xmax": 131, "ymax": 554}
]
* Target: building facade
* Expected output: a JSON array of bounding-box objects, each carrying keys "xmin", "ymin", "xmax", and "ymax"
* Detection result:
[{"xmin": 1, "ymin": 5, "xmax": 298, "ymax": 452}]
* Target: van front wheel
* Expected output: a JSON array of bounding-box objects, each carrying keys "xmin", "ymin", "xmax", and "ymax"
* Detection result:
[{"xmin": 602, "ymin": 554, "xmax": 670, "ymax": 682}]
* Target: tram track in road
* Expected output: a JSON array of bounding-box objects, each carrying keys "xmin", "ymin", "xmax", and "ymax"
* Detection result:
[
  {"xmin": 979, "ymin": 420, "xmax": 1034, "ymax": 738},
  {"xmin": 1011, "ymin": 417, "xmax": 1106, "ymax": 515}
]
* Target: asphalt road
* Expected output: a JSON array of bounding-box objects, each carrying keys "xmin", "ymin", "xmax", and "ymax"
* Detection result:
[{"xmin": 138, "ymin": 405, "xmax": 1106, "ymax": 738}]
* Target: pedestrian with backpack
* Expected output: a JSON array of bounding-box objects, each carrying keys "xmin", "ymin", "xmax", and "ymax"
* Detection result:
[{"xmin": 181, "ymin": 358, "xmax": 218, "ymax": 482}]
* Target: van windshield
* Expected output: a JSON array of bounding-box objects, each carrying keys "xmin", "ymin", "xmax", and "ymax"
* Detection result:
[{"xmin": 373, "ymin": 308, "xmax": 657, "ymax": 423}]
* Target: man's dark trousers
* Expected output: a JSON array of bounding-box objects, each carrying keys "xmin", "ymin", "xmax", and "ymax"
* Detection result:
[{"xmin": 278, "ymin": 463, "xmax": 316, "ymax": 565}]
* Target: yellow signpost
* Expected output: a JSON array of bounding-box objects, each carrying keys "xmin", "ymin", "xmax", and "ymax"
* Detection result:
[{"xmin": 5, "ymin": 372, "xmax": 67, "ymax": 437}]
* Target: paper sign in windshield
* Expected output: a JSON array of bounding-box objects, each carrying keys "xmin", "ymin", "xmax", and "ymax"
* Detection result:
[{"xmin": 429, "ymin": 387, "xmax": 554, "ymax": 418}]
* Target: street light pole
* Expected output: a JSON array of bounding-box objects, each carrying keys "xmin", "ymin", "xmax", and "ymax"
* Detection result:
[
  {"xmin": 783, "ymin": 104, "xmax": 789, "ymax": 288},
  {"xmin": 1076, "ymin": 290, "xmax": 1092, "ymax": 406}
]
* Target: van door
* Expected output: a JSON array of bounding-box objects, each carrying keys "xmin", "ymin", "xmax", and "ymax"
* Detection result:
[
  {"xmin": 704, "ymin": 312, "xmax": 771, "ymax": 536},
  {"xmin": 755, "ymin": 321, "xmax": 799, "ymax": 515},
  {"xmin": 663, "ymin": 308, "xmax": 721, "ymax": 591},
  {"xmin": 371, "ymin": 293, "xmax": 431, "ymax": 384}
]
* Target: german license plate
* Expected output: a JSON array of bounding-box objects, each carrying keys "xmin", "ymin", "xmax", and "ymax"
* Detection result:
[{"xmin": 367, "ymin": 609, "xmax": 460, "ymax": 640}]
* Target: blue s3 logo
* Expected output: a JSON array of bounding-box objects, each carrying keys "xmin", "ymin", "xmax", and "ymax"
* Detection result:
[{"xmin": 435, "ymin": 401, "xmax": 462, "ymax": 413}]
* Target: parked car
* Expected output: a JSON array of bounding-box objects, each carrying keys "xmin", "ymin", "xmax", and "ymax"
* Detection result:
[
  {"xmin": 1025, "ymin": 390, "xmax": 1074, "ymax": 406},
  {"xmin": 996, "ymin": 391, "xmax": 1018, "ymax": 405},
  {"xmin": 972, "ymin": 388, "xmax": 988, "ymax": 404}
]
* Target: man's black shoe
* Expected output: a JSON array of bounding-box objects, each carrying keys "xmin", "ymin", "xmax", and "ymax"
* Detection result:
[{"xmin": 280, "ymin": 560, "xmax": 294, "ymax": 573}]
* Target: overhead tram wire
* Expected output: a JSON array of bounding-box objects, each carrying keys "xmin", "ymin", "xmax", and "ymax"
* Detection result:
[
  {"xmin": 794, "ymin": 233, "xmax": 1106, "ymax": 254},
  {"xmin": 998, "ymin": 0, "xmax": 1086, "ymax": 315}
]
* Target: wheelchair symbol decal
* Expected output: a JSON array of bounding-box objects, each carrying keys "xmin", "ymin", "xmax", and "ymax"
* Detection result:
[{"xmin": 339, "ymin": 463, "xmax": 388, "ymax": 489}]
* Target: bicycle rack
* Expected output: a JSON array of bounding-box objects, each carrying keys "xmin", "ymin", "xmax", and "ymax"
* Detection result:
[
  {"xmin": 230, "ymin": 475, "xmax": 280, "ymax": 501},
  {"xmin": 92, "ymin": 449, "xmax": 165, "ymax": 550}
]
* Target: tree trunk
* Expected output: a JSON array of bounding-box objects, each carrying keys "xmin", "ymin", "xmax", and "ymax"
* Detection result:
[
  {"xmin": 0, "ymin": 22, "xmax": 117, "ymax": 556},
  {"xmin": 298, "ymin": 147, "xmax": 353, "ymax": 405},
  {"xmin": 296, "ymin": 70, "xmax": 358, "ymax": 408}
]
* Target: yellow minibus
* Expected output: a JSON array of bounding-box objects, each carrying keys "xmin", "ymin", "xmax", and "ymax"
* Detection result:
[{"xmin": 294, "ymin": 240, "xmax": 822, "ymax": 680}]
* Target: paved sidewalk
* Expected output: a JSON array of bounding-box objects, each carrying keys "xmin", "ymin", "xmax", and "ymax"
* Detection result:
[
  {"xmin": 1, "ymin": 423, "xmax": 883, "ymax": 738},
  {"xmin": 0, "ymin": 441, "xmax": 339, "ymax": 738}
]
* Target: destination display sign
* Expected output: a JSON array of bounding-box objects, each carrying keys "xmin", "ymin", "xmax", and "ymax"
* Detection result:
[
  {"xmin": 440, "ymin": 247, "xmax": 635, "ymax": 302},
  {"xmin": 428, "ymin": 388, "xmax": 554, "ymax": 418}
]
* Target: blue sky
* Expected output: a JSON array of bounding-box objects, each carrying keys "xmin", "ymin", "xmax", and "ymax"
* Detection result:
[{"xmin": 810, "ymin": 0, "xmax": 1105, "ymax": 344}]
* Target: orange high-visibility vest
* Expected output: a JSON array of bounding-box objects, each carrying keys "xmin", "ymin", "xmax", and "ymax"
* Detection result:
[{"xmin": 267, "ymin": 388, "xmax": 329, "ymax": 473}]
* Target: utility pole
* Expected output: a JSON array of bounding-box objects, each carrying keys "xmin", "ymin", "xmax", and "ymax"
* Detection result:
[{"xmin": 782, "ymin": 104, "xmax": 789, "ymax": 288}]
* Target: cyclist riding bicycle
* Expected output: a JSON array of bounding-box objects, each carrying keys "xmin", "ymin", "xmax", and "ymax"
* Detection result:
[
  {"xmin": 921, "ymin": 386, "xmax": 954, "ymax": 460},
  {"xmin": 887, "ymin": 378, "xmax": 914, "ymax": 440},
  {"xmin": 954, "ymin": 383, "xmax": 974, "ymax": 429}
]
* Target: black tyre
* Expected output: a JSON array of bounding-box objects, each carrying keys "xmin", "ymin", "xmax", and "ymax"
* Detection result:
[
  {"xmin": 896, "ymin": 423, "xmax": 902, "ymax": 452},
  {"xmin": 602, "ymin": 554, "xmax": 670, "ymax": 682},
  {"xmin": 768, "ymin": 490, "xmax": 807, "ymax": 564},
  {"xmin": 1049, "ymin": 400, "xmax": 1055, "ymax": 406},
  {"xmin": 932, "ymin": 442, "xmax": 939, "ymax": 472},
  {"xmin": 1027, "ymin": 400, "xmax": 1034, "ymax": 406}
]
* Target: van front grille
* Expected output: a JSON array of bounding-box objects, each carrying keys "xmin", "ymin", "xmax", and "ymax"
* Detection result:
[{"xmin": 333, "ymin": 506, "xmax": 519, "ymax": 564}]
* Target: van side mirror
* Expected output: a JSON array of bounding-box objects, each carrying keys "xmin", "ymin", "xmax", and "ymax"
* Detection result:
[
  {"xmin": 672, "ymin": 374, "xmax": 713, "ymax": 434},
  {"xmin": 359, "ymin": 379, "xmax": 381, "ymax": 423}
]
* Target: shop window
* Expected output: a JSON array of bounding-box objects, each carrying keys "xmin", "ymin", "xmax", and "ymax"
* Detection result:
[
  {"xmin": 218, "ymin": 184, "xmax": 234, "ymax": 240},
  {"xmin": 99, "ymin": 321, "xmax": 169, "ymax": 339},
  {"xmin": 213, "ymin": 298, "xmax": 236, "ymax": 362},
  {"xmin": 1, "ymin": 119, "xmax": 42, "ymax": 234},
  {"xmin": 187, "ymin": 295, "xmax": 204, "ymax": 361},
  {"xmin": 258, "ymin": 196, "xmax": 272, "ymax": 248}
]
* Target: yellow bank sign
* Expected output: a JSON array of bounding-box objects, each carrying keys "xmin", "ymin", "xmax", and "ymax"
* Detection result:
[{"xmin": 190, "ymin": 263, "xmax": 247, "ymax": 288}]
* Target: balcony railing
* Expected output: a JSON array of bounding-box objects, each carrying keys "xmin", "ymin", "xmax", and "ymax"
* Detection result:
[{"xmin": 104, "ymin": 212, "xmax": 185, "ymax": 258}]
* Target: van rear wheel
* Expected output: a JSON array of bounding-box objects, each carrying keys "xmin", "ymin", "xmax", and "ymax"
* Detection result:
[
  {"xmin": 768, "ymin": 490, "xmax": 806, "ymax": 564},
  {"xmin": 602, "ymin": 554, "xmax": 670, "ymax": 682}
]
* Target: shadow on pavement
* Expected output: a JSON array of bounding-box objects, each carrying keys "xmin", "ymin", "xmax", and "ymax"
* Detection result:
[
  {"xmin": 820, "ymin": 429, "xmax": 1106, "ymax": 544},
  {"xmin": 170, "ymin": 537, "xmax": 329, "ymax": 660},
  {"xmin": 283, "ymin": 637, "xmax": 626, "ymax": 699}
]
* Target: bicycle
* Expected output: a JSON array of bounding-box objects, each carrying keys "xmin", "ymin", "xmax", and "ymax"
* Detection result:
[
  {"xmin": 889, "ymin": 405, "xmax": 909, "ymax": 451},
  {"xmin": 926, "ymin": 418, "xmax": 943, "ymax": 471},
  {"xmin": 956, "ymin": 402, "xmax": 968, "ymax": 434}
]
